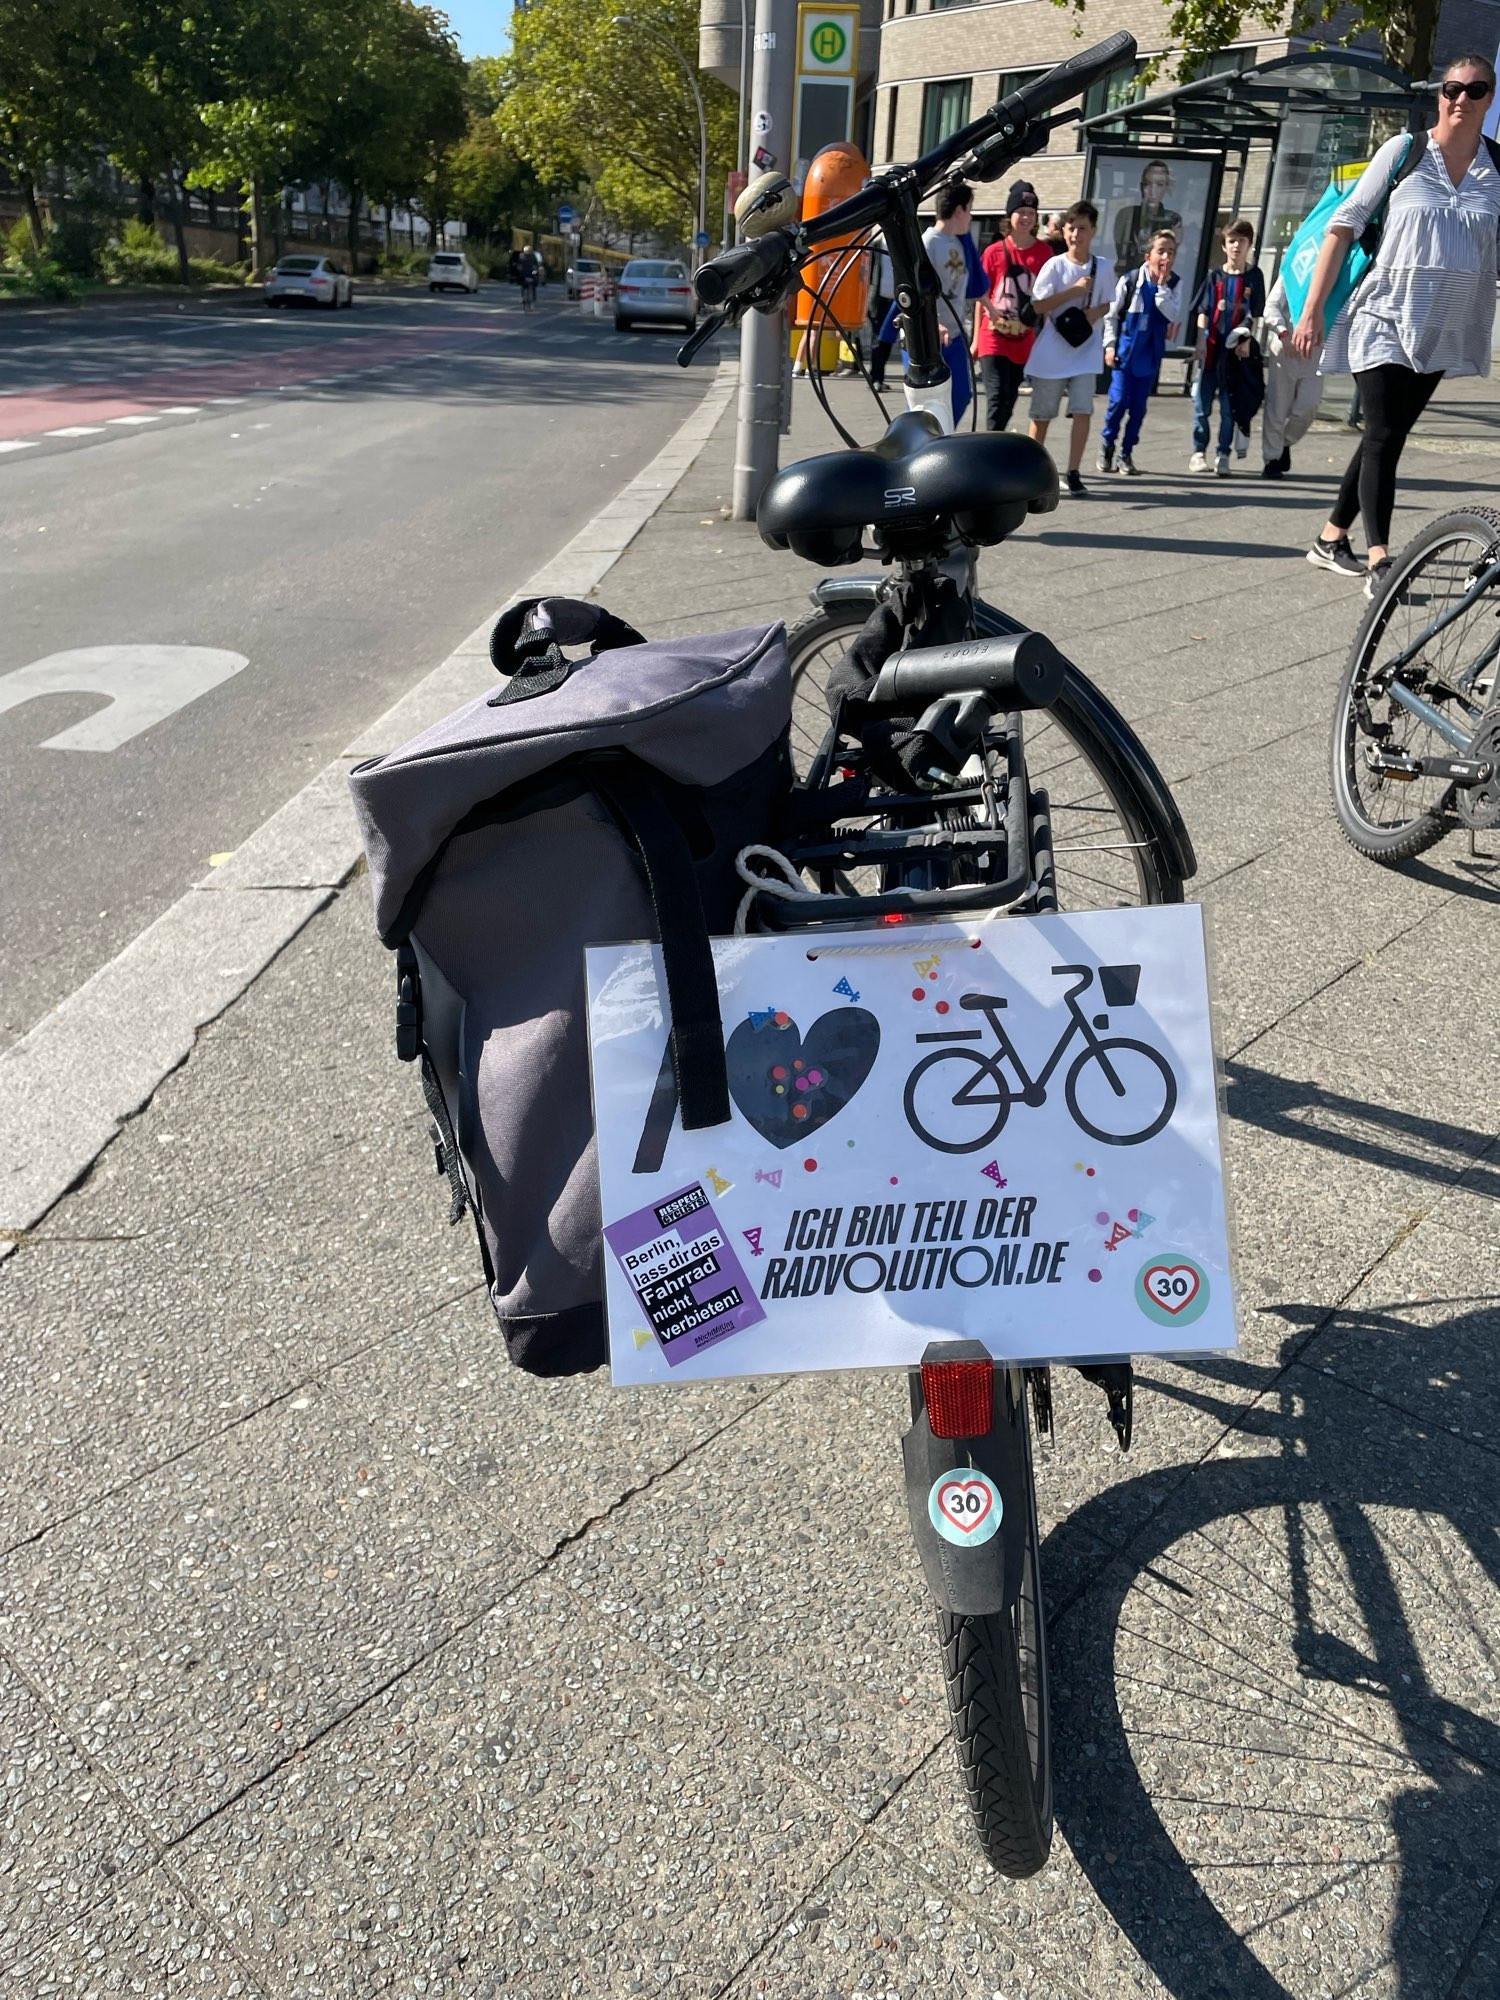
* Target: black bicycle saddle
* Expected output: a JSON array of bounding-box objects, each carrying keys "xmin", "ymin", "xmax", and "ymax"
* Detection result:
[{"xmin": 758, "ymin": 409, "xmax": 1059, "ymax": 567}]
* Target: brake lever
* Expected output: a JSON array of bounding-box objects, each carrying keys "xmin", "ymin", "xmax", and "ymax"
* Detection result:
[
  {"xmin": 677, "ymin": 310, "xmax": 729, "ymax": 368},
  {"xmin": 954, "ymin": 111, "xmax": 1077, "ymax": 185}
]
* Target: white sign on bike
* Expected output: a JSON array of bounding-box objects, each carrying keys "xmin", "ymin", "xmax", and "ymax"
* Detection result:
[{"xmin": 586, "ymin": 907, "xmax": 1235, "ymax": 1384}]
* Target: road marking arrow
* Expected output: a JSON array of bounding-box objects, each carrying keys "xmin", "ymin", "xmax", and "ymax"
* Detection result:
[{"xmin": 0, "ymin": 645, "xmax": 248, "ymax": 751}]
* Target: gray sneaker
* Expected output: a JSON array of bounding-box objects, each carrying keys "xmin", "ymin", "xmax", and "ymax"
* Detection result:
[{"xmin": 1307, "ymin": 536, "xmax": 1363, "ymax": 578}]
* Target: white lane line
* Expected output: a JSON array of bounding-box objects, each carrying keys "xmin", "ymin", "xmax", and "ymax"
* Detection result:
[
  {"xmin": 0, "ymin": 354, "xmax": 740, "ymax": 1261},
  {"xmin": 157, "ymin": 405, "xmax": 202, "ymax": 415},
  {"xmin": 210, "ymin": 397, "xmax": 244, "ymax": 405},
  {"xmin": 46, "ymin": 426, "xmax": 107, "ymax": 437},
  {"xmin": 107, "ymin": 414, "xmax": 161, "ymax": 426},
  {"xmin": 0, "ymin": 439, "xmax": 39, "ymax": 452}
]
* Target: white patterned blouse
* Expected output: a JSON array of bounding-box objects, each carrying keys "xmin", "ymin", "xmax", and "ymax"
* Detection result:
[{"xmin": 1324, "ymin": 131, "xmax": 1500, "ymax": 378}]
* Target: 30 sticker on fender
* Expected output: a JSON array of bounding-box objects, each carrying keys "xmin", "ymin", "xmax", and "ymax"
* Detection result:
[{"xmin": 586, "ymin": 909, "xmax": 1235, "ymax": 1385}]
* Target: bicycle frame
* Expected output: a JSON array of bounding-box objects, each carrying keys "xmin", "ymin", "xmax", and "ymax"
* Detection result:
[
  {"xmin": 931, "ymin": 970, "xmax": 1112, "ymax": 1109},
  {"xmin": 1375, "ymin": 552, "xmax": 1500, "ymax": 752}
]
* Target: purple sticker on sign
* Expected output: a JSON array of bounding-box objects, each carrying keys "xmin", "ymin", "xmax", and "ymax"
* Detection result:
[{"xmin": 605, "ymin": 1181, "xmax": 766, "ymax": 1366}]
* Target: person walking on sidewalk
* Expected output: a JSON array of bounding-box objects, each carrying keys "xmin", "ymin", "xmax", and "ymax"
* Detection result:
[
  {"xmin": 866, "ymin": 238, "xmax": 895, "ymax": 391},
  {"xmin": 1097, "ymin": 231, "xmax": 1182, "ymax": 476},
  {"xmin": 1189, "ymin": 220, "xmax": 1265, "ymax": 475},
  {"xmin": 974, "ymin": 182, "xmax": 1052, "ymax": 432},
  {"xmin": 1027, "ymin": 201, "xmax": 1114, "ymax": 495},
  {"xmin": 1259, "ymin": 271, "xmax": 1321, "ymax": 478},
  {"xmin": 1296, "ymin": 51, "xmax": 1500, "ymax": 596}
]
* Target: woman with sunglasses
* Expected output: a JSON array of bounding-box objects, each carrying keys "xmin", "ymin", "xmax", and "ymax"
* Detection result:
[{"xmin": 1295, "ymin": 52, "xmax": 1500, "ymax": 597}]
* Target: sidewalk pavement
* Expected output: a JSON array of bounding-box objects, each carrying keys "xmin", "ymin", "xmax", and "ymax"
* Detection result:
[{"xmin": 3, "ymin": 360, "xmax": 1498, "ymax": 2000}]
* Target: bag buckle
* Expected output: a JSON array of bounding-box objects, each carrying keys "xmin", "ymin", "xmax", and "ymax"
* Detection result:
[{"xmin": 395, "ymin": 942, "xmax": 422, "ymax": 1062}]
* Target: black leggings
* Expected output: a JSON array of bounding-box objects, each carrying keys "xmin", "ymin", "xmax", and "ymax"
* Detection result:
[{"xmin": 1329, "ymin": 363, "xmax": 1442, "ymax": 548}]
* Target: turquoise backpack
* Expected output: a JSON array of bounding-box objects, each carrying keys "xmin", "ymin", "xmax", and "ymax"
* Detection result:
[{"xmin": 1280, "ymin": 133, "xmax": 1420, "ymax": 326}]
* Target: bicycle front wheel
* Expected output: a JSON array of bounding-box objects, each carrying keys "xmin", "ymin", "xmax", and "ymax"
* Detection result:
[
  {"xmin": 785, "ymin": 601, "xmax": 1186, "ymax": 909},
  {"xmin": 1065, "ymin": 1036, "xmax": 1176, "ymax": 1146},
  {"xmin": 1331, "ymin": 506, "xmax": 1500, "ymax": 862},
  {"xmin": 938, "ymin": 1396, "xmax": 1052, "ymax": 1876}
]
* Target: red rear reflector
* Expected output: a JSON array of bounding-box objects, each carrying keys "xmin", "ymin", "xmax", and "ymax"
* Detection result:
[
  {"xmin": 882, "ymin": 914, "xmax": 906, "ymax": 925},
  {"xmin": 922, "ymin": 1357, "xmax": 994, "ymax": 1438}
]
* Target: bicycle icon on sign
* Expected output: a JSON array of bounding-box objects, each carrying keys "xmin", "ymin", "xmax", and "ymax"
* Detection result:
[{"xmin": 902, "ymin": 963, "xmax": 1178, "ymax": 1153}]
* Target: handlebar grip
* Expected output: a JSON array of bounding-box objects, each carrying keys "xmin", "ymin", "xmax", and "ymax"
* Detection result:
[
  {"xmin": 695, "ymin": 232, "xmax": 795, "ymax": 308},
  {"xmin": 1007, "ymin": 30, "xmax": 1137, "ymax": 122}
]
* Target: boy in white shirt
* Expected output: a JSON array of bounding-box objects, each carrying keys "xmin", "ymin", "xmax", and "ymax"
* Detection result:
[{"xmin": 1027, "ymin": 201, "xmax": 1116, "ymax": 495}]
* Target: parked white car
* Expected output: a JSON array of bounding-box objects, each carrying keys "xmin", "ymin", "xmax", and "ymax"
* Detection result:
[
  {"xmin": 567, "ymin": 257, "xmax": 606, "ymax": 301},
  {"xmin": 614, "ymin": 259, "xmax": 696, "ymax": 333},
  {"xmin": 428, "ymin": 251, "xmax": 480, "ymax": 294},
  {"xmin": 265, "ymin": 255, "xmax": 353, "ymax": 309}
]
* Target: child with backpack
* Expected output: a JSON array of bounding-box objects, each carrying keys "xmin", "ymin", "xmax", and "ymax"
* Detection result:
[
  {"xmin": 1189, "ymin": 219, "xmax": 1266, "ymax": 475},
  {"xmin": 1097, "ymin": 232, "xmax": 1183, "ymax": 476}
]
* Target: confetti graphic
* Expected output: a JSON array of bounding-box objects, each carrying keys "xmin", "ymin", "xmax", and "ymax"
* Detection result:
[
  {"xmin": 706, "ymin": 1167, "xmax": 732, "ymax": 1197},
  {"xmin": 743, "ymin": 1226, "xmax": 764, "ymax": 1256},
  {"xmin": 980, "ymin": 1160, "xmax": 1008, "ymax": 1187},
  {"xmin": 833, "ymin": 976, "xmax": 860, "ymax": 1002},
  {"xmin": 912, "ymin": 956, "xmax": 941, "ymax": 978},
  {"xmin": 747, "ymin": 1005, "xmax": 778, "ymax": 1030},
  {"xmin": 754, "ymin": 1167, "xmax": 784, "ymax": 1189}
]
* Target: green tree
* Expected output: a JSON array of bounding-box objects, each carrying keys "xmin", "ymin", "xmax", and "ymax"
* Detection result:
[
  {"xmin": 498, "ymin": 0, "xmax": 737, "ymax": 244},
  {"xmin": 0, "ymin": 0, "xmax": 119, "ymax": 244},
  {"xmin": 1053, "ymin": 0, "xmax": 1444, "ymax": 88}
]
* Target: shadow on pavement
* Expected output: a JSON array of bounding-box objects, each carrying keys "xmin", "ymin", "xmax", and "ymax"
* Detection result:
[{"xmin": 1044, "ymin": 1318, "xmax": 1500, "ymax": 2000}]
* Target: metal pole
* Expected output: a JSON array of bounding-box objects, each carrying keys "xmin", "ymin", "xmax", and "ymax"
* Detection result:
[
  {"xmin": 732, "ymin": 0, "xmax": 797, "ymax": 521},
  {"xmin": 736, "ymin": 0, "xmax": 749, "ymax": 177}
]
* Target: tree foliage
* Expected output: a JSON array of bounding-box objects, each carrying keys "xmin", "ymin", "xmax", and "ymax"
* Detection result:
[
  {"xmin": 498, "ymin": 0, "xmax": 738, "ymax": 241},
  {"xmin": 1053, "ymin": 0, "xmax": 1445, "ymax": 88}
]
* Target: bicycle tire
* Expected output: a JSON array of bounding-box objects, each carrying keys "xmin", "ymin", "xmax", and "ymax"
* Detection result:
[
  {"xmin": 785, "ymin": 602, "xmax": 1187, "ymax": 910},
  {"xmin": 1064, "ymin": 1036, "xmax": 1176, "ymax": 1147},
  {"xmin": 1330, "ymin": 506, "xmax": 1500, "ymax": 863},
  {"xmin": 937, "ymin": 1400, "xmax": 1052, "ymax": 1877},
  {"xmin": 902, "ymin": 1046, "xmax": 1012, "ymax": 1154}
]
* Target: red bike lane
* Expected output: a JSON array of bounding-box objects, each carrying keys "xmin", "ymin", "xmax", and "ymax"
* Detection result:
[{"xmin": 0, "ymin": 325, "xmax": 506, "ymax": 444}]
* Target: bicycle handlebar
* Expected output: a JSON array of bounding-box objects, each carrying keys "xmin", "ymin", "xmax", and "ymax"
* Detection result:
[{"xmin": 694, "ymin": 233, "xmax": 795, "ymax": 309}]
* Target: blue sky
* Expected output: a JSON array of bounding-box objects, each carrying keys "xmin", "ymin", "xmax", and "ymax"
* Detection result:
[{"xmin": 443, "ymin": 2, "xmax": 511, "ymax": 57}]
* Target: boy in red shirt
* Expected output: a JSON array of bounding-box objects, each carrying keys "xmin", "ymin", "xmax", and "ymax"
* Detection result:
[{"xmin": 974, "ymin": 182, "xmax": 1053, "ymax": 433}]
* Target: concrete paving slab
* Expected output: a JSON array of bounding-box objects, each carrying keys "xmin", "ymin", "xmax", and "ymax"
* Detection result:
[
  {"xmin": 331, "ymin": 1284, "xmax": 776, "ymax": 1560},
  {"xmin": 0, "ymin": 1130, "xmax": 478, "ymax": 1550},
  {"xmin": 548, "ymin": 1369, "xmax": 965, "ymax": 1826},
  {"xmin": 4, "ymin": 1869, "xmax": 270, "ymax": 1997},
  {"xmin": 717, "ymin": 1836, "xmax": 1094, "ymax": 2000},
  {"xmin": 1306, "ymin": 1219, "xmax": 1500, "ymax": 1453},
  {"xmin": 0, "ymin": 1380, "xmax": 540, "ymax": 1844},
  {"xmin": 0, "ymin": 1655, "xmax": 154, "ymax": 1970},
  {"xmin": 174, "ymin": 1573, "xmax": 863, "ymax": 2000}
]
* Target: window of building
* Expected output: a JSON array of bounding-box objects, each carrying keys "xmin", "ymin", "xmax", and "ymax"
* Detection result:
[
  {"xmin": 1186, "ymin": 47, "xmax": 1255, "ymax": 80},
  {"xmin": 1082, "ymin": 60, "xmax": 1149, "ymax": 122},
  {"xmin": 920, "ymin": 77, "xmax": 972, "ymax": 154},
  {"xmin": 997, "ymin": 68, "xmax": 1045, "ymax": 97},
  {"xmin": 884, "ymin": 86, "xmax": 899, "ymax": 162}
]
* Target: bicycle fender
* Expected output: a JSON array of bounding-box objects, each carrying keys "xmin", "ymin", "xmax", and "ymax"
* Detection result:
[{"xmin": 901, "ymin": 1377, "xmax": 1029, "ymax": 1617}]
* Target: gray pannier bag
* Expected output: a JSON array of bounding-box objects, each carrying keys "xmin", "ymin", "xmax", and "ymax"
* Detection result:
[{"xmin": 349, "ymin": 597, "xmax": 792, "ymax": 1376}]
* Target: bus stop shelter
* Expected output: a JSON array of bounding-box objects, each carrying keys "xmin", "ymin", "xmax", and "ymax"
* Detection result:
[{"xmin": 1078, "ymin": 50, "xmax": 1427, "ymax": 313}]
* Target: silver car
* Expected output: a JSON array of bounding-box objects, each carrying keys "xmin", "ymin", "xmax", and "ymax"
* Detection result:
[
  {"xmin": 264, "ymin": 255, "xmax": 353, "ymax": 309},
  {"xmin": 614, "ymin": 258, "xmax": 697, "ymax": 333}
]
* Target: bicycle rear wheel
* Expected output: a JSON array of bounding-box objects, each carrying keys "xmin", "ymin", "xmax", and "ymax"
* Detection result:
[
  {"xmin": 1331, "ymin": 506, "xmax": 1500, "ymax": 862},
  {"xmin": 786, "ymin": 601, "xmax": 1186, "ymax": 909},
  {"xmin": 937, "ymin": 1391, "xmax": 1052, "ymax": 1876}
]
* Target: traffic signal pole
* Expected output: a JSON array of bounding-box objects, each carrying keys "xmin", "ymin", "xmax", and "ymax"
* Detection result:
[{"xmin": 731, "ymin": 0, "xmax": 798, "ymax": 522}]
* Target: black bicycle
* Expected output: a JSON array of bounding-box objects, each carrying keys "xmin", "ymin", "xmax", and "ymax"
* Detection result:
[
  {"xmin": 683, "ymin": 28, "xmax": 1195, "ymax": 1878},
  {"xmin": 1332, "ymin": 506, "xmax": 1500, "ymax": 860}
]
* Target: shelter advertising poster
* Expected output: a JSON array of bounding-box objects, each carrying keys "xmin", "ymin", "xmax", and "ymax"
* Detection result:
[
  {"xmin": 586, "ymin": 910, "xmax": 1236, "ymax": 1386},
  {"xmin": 1087, "ymin": 149, "xmax": 1220, "ymax": 308}
]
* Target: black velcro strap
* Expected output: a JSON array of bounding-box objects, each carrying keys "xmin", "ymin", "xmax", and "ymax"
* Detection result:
[
  {"xmin": 488, "ymin": 597, "xmax": 645, "ymax": 705},
  {"xmin": 419, "ymin": 1053, "xmax": 469, "ymax": 1225},
  {"xmin": 587, "ymin": 759, "xmax": 730, "ymax": 1133}
]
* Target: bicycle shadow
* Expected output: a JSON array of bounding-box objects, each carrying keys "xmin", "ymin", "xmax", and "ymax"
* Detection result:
[{"xmin": 1042, "ymin": 1307, "xmax": 1500, "ymax": 2000}]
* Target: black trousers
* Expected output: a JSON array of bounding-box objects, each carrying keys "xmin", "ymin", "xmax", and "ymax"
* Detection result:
[
  {"xmin": 1329, "ymin": 363, "xmax": 1442, "ymax": 548},
  {"xmin": 867, "ymin": 292, "xmax": 893, "ymax": 387},
  {"xmin": 980, "ymin": 353, "xmax": 1026, "ymax": 433}
]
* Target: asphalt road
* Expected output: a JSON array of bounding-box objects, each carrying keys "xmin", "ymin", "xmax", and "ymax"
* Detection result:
[{"xmin": 0, "ymin": 285, "xmax": 715, "ymax": 1049}]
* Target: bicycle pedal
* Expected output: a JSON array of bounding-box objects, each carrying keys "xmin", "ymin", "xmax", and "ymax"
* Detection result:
[{"xmin": 1076, "ymin": 1362, "xmax": 1133, "ymax": 1452}]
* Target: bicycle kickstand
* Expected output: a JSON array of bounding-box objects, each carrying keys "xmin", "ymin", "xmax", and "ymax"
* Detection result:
[{"xmin": 1076, "ymin": 1363, "xmax": 1134, "ymax": 1452}]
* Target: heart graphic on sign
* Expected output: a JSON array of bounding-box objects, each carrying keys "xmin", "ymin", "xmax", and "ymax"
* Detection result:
[
  {"xmin": 725, "ymin": 1007, "xmax": 880, "ymax": 1149},
  {"xmin": 937, "ymin": 1478, "xmax": 993, "ymax": 1533},
  {"xmin": 1143, "ymin": 1262, "xmax": 1201, "ymax": 1314}
]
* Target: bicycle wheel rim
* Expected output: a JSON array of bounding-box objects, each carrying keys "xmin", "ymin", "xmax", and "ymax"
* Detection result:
[
  {"xmin": 1339, "ymin": 512, "xmax": 1500, "ymax": 835},
  {"xmin": 786, "ymin": 605, "xmax": 1168, "ymax": 910}
]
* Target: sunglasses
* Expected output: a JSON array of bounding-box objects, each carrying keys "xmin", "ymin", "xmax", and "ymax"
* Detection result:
[{"xmin": 1441, "ymin": 78, "xmax": 1494, "ymax": 101}]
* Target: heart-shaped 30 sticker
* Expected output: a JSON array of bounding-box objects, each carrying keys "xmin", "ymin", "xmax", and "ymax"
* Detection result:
[
  {"xmin": 928, "ymin": 1467, "xmax": 1002, "ymax": 1547},
  {"xmin": 1143, "ymin": 1263, "xmax": 1200, "ymax": 1313}
]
